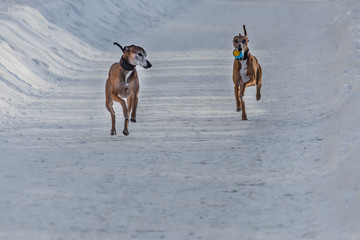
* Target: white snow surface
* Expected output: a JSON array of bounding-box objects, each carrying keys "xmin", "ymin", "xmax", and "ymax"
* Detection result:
[{"xmin": 0, "ymin": 0, "xmax": 360, "ymax": 239}]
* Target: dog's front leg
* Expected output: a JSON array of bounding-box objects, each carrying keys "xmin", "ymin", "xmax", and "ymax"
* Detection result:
[
  {"xmin": 233, "ymin": 62, "xmax": 241, "ymax": 112},
  {"xmin": 239, "ymin": 83, "xmax": 248, "ymax": 120},
  {"xmin": 128, "ymin": 95, "xmax": 138, "ymax": 122},
  {"xmin": 234, "ymin": 84, "xmax": 241, "ymax": 112},
  {"xmin": 127, "ymin": 96, "xmax": 133, "ymax": 121},
  {"xmin": 120, "ymin": 99, "xmax": 129, "ymax": 136},
  {"xmin": 111, "ymin": 93, "xmax": 129, "ymax": 119},
  {"xmin": 123, "ymin": 118, "xmax": 129, "ymax": 136},
  {"xmin": 112, "ymin": 93, "xmax": 130, "ymax": 135}
]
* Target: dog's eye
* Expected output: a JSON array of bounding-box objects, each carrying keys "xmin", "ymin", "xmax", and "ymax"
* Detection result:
[
  {"xmin": 242, "ymin": 39, "xmax": 247, "ymax": 44},
  {"xmin": 233, "ymin": 40, "xmax": 238, "ymax": 44},
  {"xmin": 138, "ymin": 53, "xmax": 143, "ymax": 57}
]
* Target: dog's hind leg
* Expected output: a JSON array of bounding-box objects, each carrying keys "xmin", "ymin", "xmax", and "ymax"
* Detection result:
[
  {"xmin": 105, "ymin": 80, "xmax": 117, "ymax": 135},
  {"xmin": 106, "ymin": 98, "xmax": 117, "ymax": 135},
  {"xmin": 256, "ymin": 65, "xmax": 262, "ymax": 101}
]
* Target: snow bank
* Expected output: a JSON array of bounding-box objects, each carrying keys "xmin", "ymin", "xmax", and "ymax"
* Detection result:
[
  {"xmin": 0, "ymin": 0, "xmax": 194, "ymax": 125},
  {"xmin": 315, "ymin": 0, "xmax": 360, "ymax": 238},
  {"xmin": 0, "ymin": 4, "xmax": 93, "ymax": 123}
]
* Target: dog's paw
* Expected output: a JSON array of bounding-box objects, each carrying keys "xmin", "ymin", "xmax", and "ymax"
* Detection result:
[
  {"xmin": 242, "ymin": 114, "xmax": 248, "ymax": 120},
  {"xmin": 256, "ymin": 93, "xmax": 261, "ymax": 101},
  {"xmin": 123, "ymin": 129, "xmax": 129, "ymax": 136},
  {"xmin": 236, "ymin": 108, "xmax": 241, "ymax": 112},
  {"xmin": 130, "ymin": 118, "xmax": 137, "ymax": 123},
  {"xmin": 110, "ymin": 129, "xmax": 116, "ymax": 135}
]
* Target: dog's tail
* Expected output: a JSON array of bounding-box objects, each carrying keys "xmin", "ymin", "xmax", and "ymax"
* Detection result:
[
  {"xmin": 243, "ymin": 25, "xmax": 247, "ymax": 36},
  {"xmin": 113, "ymin": 42, "xmax": 125, "ymax": 53}
]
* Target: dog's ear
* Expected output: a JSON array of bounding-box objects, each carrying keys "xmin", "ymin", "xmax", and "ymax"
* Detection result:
[
  {"xmin": 243, "ymin": 25, "xmax": 247, "ymax": 36},
  {"xmin": 113, "ymin": 42, "xmax": 125, "ymax": 53},
  {"xmin": 124, "ymin": 45, "xmax": 135, "ymax": 52}
]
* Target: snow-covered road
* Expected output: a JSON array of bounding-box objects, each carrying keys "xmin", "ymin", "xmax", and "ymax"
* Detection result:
[{"xmin": 1, "ymin": 0, "xmax": 360, "ymax": 239}]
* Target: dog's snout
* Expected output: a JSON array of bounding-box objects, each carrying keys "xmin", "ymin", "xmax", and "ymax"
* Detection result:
[{"xmin": 146, "ymin": 60, "xmax": 152, "ymax": 69}]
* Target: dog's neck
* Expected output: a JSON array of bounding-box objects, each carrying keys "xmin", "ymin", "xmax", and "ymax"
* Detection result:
[
  {"xmin": 239, "ymin": 49, "xmax": 250, "ymax": 61},
  {"xmin": 120, "ymin": 56, "xmax": 136, "ymax": 71}
]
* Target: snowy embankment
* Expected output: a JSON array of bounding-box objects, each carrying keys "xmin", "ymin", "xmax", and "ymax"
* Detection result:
[
  {"xmin": 0, "ymin": 3, "xmax": 97, "ymax": 123},
  {"xmin": 315, "ymin": 0, "xmax": 360, "ymax": 236},
  {"xmin": 0, "ymin": 0, "xmax": 360, "ymax": 239},
  {"xmin": 0, "ymin": 0, "xmax": 188, "ymax": 124}
]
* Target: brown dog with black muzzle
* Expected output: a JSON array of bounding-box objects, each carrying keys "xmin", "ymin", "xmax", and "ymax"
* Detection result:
[
  {"xmin": 105, "ymin": 42, "xmax": 152, "ymax": 135},
  {"xmin": 232, "ymin": 25, "xmax": 262, "ymax": 120}
]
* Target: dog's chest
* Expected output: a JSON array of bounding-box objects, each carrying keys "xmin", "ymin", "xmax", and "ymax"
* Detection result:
[
  {"xmin": 125, "ymin": 70, "xmax": 133, "ymax": 83},
  {"xmin": 239, "ymin": 59, "xmax": 250, "ymax": 82}
]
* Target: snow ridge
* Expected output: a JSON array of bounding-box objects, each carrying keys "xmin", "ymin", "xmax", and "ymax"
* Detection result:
[{"xmin": 0, "ymin": 0, "xmax": 192, "ymax": 124}]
